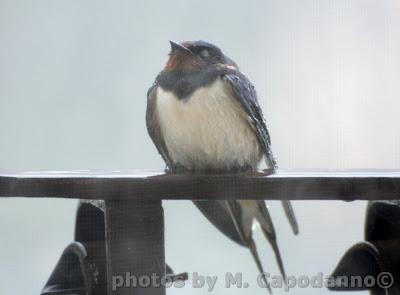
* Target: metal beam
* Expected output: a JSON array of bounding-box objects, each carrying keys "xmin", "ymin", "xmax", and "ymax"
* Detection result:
[
  {"xmin": 1, "ymin": 170, "xmax": 400, "ymax": 200},
  {"xmin": 104, "ymin": 199, "xmax": 165, "ymax": 295}
]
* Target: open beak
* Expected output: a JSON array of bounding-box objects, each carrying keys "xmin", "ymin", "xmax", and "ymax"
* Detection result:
[{"xmin": 169, "ymin": 40, "xmax": 193, "ymax": 55}]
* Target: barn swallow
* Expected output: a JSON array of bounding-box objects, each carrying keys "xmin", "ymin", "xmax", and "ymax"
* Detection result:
[{"xmin": 146, "ymin": 40, "xmax": 298, "ymax": 291}]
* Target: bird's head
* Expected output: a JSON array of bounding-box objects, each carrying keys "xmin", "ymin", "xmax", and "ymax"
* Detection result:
[{"xmin": 164, "ymin": 40, "xmax": 237, "ymax": 71}]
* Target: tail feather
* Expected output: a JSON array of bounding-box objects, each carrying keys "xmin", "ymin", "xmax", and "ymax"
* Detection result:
[
  {"xmin": 281, "ymin": 200, "xmax": 299, "ymax": 235},
  {"xmin": 225, "ymin": 200, "xmax": 272, "ymax": 294},
  {"xmin": 205, "ymin": 200, "xmax": 296, "ymax": 293},
  {"xmin": 248, "ymin": 238, "xmax": 272, "ymax": 294},
  {"xmin": 256, "ymin": 201, "xmax": 286, "ymax": 280}
]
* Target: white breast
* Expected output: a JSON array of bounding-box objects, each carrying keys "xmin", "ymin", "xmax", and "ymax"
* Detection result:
[{"xmin": 156, "ymin": 77, "xmax": 262, "ymax": 170}]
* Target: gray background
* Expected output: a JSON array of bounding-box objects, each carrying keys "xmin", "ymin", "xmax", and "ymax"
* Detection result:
[{"xmin": 1, "ymin": 0, "xmax": 399, "ymax": 294}]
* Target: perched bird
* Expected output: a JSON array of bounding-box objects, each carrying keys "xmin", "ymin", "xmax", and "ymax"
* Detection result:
[{"xmin": 146, "ymin": 40, "xmax": 298, "ymax": 291}]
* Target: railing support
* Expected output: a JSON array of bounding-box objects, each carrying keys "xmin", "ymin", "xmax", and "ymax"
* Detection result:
[{"xmin": 104, "ymin": 199, "xmax": 165, "ymax": 295}]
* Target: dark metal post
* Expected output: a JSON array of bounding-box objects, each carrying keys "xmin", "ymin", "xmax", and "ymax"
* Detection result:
[{"xmin": 104, "ymin": 200, "xmax": 165, "ymax": 295}]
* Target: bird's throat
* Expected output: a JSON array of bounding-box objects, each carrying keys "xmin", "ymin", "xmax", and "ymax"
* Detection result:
[{"xmin": 157, "ymin": 68, "xmax": 220, "ymax": 100}]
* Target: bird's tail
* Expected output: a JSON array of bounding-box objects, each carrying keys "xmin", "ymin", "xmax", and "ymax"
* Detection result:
[
  {"xmin": 225, "ymin": 200, "xmax": 273, "ymax": 294},
  {"xmin": 255, "ymin": 201, "xmax": 286, "ymax": 280},
  {"xmin": 248, "ymin": 238, "xmax": 273, "ymax": 294},
  {"xmin": 194, "ymin": 199, "xmax": 295, "ymax": 293}
]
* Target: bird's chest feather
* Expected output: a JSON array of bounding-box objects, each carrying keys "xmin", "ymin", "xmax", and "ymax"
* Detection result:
[{"xmin": 156, "ymin": 78, "xmax": 261, "ymax": 170}]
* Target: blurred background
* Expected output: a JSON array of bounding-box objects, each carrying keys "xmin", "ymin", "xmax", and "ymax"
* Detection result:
[{"xmin": 0, "ymin": 0, "xmax": 399, "ymax": 294}]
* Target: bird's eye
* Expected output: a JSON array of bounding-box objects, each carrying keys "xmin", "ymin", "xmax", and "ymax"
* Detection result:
[{"xmin": 200, "ymin": 49, "xmax": 210, "ymax": 58}]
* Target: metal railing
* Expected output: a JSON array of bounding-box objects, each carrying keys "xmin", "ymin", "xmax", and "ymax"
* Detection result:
[{"xmin": 1, "ymin": 170, "xmax": 400, "ymax": 295}]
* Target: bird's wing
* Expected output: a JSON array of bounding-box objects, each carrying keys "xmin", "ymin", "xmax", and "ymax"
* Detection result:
[
  {"xmin": 282, "ymin": 200, "xmax": 299, "ymax": 235},
  {"xmin": 146, "ymin": 83, "xmax": 173, "ymax": 168},
  {"xmin": 223, "ymin": 72, "xmax": 276, "ymax": 170},
  {"xmin": 223, "ymin": 72, "xmax": 299, "ymax": 235},
  {"xmin": 193, "ymin": 200, "xmax": 246, "ymax": 247}
]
